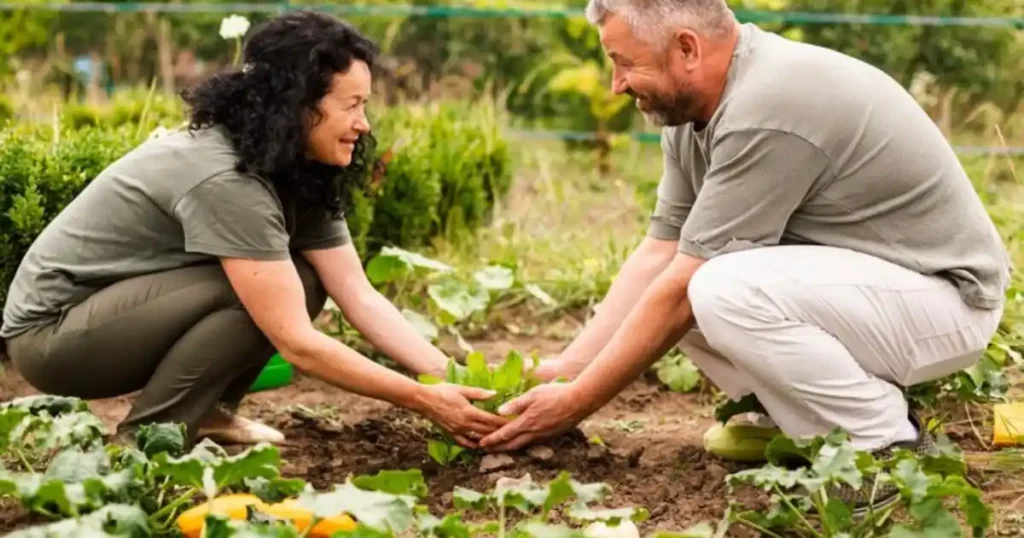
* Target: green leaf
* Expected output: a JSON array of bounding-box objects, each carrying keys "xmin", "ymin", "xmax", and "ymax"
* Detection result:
[
  {"xmin": 473, "ymin": 266, "xmax": 514, "ymax": 292},
  {"xmin": 514, "ymin": 521, "xmax": 586, "ymax": 538},
  {"xmin": 649, "ymin": 523, "xmax": 716, "ymax": 538},
  {"xmin": 2, "ymin": 395, "xmax": 89, "ymax": 416},
  {"xmin": 134, "ymin": 422, "xmax": 186, "ymax": 459},
  {"xmin": 366, "ymin": 254, "xmax": 411, "ymax": 285},
  {"xmin": 810, "ymin": 441, "xmax": 862, "ymax": 490},
  {"xmin": 296, "ymin": 481, "xmax": 418, "ymax": 533},
  {"xmin": 524, "ymin": 284, "xmax": 556, "ymax": 307},
  {"xmin": 351, "ymin": 469, "xmax": 428, "ymax": 498},
  {"xmin": 428, "ymin": 278, "xmax": 489, "ymax": 324},
  {"xmin": 452, "ymin": 487, "xmax": 490, "ymax": 511},
  {"xmin": 427, "ymin": 439, "xmax": 452, "ymax": 466},
  {"xmin": 820, "ymin": 497, "xmax": 853, "ymax": 532},
  {"xmin": 417, "ymin": 512, "xmax": 472, "ymax": 538},
  {"xmin": 4, "ymin": 503, "xmax": 151, "ymax": 538},
  {"xmin": 151, "ymin": 440, "xmax": 281, "ymax": 491},
  {"xmin": 491, "ymin": 350, "xmax": 524, "ymax": 395},
  {"xmin": 244, "ymin": 476, "xmax": 309, "ymax": 503},
  {"xmin": 655, "ymin": 355, "xmax": 701, "ymax": 393},
  {"xmin": 465, "ymin": 351, "xmax": 493, "ymax": 390}
]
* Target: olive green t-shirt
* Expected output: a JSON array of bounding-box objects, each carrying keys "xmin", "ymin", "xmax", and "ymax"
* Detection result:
[
  {"xmin": 1, "ymin": 125, "xmax": 351, "ymax": 338},
  {"xmin": 649, "ymin": 23, "xmax": 1012, "ymax": 310}
]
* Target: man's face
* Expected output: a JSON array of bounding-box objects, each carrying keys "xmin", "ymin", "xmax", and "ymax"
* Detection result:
[{"xmin": 599, "ymin": 14, "xmax": 701, "ymax": 127}]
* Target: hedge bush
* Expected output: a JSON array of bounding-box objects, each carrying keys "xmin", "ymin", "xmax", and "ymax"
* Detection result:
[{"xmin": 0, "ymin": 99, "xmax": 513, "ymax": 307}]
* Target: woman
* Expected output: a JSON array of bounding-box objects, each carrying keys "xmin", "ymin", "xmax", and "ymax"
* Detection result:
[{"xmin": 0, "ymin": 10, "xmax": 505, "ymax": 448}]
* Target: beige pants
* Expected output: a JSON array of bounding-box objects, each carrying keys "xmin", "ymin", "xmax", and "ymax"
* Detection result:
[{"xmin": 680, "ymin": 245, "xmax": 1004, "ymax": 451}]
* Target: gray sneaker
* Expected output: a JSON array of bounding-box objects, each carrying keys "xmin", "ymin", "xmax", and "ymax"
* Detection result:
[{"xmin": 821, "ymin": 412, "xmax": 939, "ymax": 516}]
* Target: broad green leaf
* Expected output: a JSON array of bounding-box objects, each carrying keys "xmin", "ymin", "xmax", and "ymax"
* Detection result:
[
  {"xmin": 891, "ymin": 458, "xmax": 932, "ymax": 503},
  {"xmin": 2, "ymin": 395, "xmax": 89, "ymax": 416},
  {"xmin": 152, "ymin": 440, "xmax": 281, "ymax": 490},
  {"xmin": 473, "ymin": 266, "xmax": 514, "ymax": 292},
  {"xmin": 821, "ymin": 497, "xmax": 853, "ymax": 532},
  {"xmin": 655, "ymin": 355, "xmax": 701, "ymax": 393},
  {"xmin": 427, "ymin": 439, "xmax": 452, "ymax": 466},
  {"xmin": 810, "ymin": 442, "xmax": 862, "ymax": 490},
  {"xmin": 427, "ymin": 278, "xmax": 489, "ymax": 324},
  {"xmin": 366, "ymin": 254, "xmax": 411, "ymax": 285},
  {"xmin": 890, "ymin": 497, "xmax": 964, "ymax": 538},
  {"xmin": 452, "ymin": 487, "xmax": 489, "ymax": 511},
  {"xmin": 491, "ymin": 351, "xmax": 524, "ymax": 395},
  {"xmin": 465, "ymin": 352, "xmax": 492, "ymax": 389},
  {"xmin": 0, "ymin": 406, "xmax": 29, "ymax": 452},
  {"xmin": 417, "ymin": 512, "xmax": 472, "ymax": 538},
  {"xmin": 244, "ymin": 476, "xmax": 309, "ymax": 503},
  {"xmin": 418, "ymin": 374, "xmax": 444, "ymax": 385},
  {"xmin": 727, "ymin": 465, "xmax": 808, "ymax": 491},
  {"xmin": 379, "ymin": 246, "xmax": 453, "ymax": 273},
  {"xmin": 351, "ymin": 469, "xmax": 428, "ymax": 498},
  {"xmin": 296, "ymin": 481, "xmax": 417, "ymax": 533},
  {"xmin": 4, "ymin": 503, "xmax": 150, "ymax": 538}
]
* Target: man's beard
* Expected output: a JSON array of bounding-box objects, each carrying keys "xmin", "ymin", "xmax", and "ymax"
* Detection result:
[{"xmin": 632, "ymin": 88, "xmax": 699, "ymax": 127}]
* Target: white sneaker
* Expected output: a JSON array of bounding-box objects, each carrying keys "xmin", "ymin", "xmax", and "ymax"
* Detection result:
[{"xmin": 197, "ymin": 415, "xmax": 285, "ymax": 445}]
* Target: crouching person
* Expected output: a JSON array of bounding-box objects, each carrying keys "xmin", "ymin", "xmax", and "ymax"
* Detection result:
[
  {"xmin": 477, "ymin": 0, "xmax": 1012, "ymax": 514},
  {"xmin": 0, "ymin": 11, "xmax": 506, "ymax": 448}
]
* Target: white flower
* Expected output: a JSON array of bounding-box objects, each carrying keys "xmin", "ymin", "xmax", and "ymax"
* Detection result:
[
  {"xmin": 219, "ymin": 14, "xmax": 251, "ymax": 40},
  {"xmin": 147, "ymin": 126, "xmax": 172, "ymax": 140}
]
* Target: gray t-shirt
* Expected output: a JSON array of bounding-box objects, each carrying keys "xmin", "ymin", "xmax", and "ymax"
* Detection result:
[
  {"xmin": 649, "ymin": 23, "xmax": 1012, "ymax": 310},
  {"xmin": 1, "ymin": 126, "xmax": 351, "ymax": 338}
]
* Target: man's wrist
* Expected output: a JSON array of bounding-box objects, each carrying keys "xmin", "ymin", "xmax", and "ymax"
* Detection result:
[{"xmin": 398, "ymin": 380, "xmax": 433, "ymax": 413}]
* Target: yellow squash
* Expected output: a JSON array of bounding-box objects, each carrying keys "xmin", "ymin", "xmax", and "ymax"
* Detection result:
[
  {"xmin": 993, "ymin": 402, "xmax": 1024, "ymax": 447},
  {"xmin": 176, "ymin": 494, "xmax": 357, "ymax": 538}
]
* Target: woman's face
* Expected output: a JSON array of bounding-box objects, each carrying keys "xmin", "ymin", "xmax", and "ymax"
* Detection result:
[{"xmin": 307, "ymin": 60, "xmax": 372, "ymax": 167}]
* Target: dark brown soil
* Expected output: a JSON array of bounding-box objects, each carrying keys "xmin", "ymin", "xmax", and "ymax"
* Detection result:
[{"xmin": 2, "ymin": 336, "xmax": 1021, "ymax": 537}]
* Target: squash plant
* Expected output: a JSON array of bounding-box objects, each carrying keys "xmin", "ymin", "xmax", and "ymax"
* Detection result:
[{"xmin": 418, "ymin": 349, "xmax": 544, "ymax": 466}]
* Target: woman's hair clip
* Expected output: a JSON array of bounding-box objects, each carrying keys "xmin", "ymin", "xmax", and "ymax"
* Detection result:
[{"xmin": 241, "ymin": 62, "xmax": 254, "ymax": 73}]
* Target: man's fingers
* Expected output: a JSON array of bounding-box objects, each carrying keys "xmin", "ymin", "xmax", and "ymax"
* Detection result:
[
  {"xmin": 479, "ymin": 414, "xmax": 529, "ymax": 449},
  {"xmin": 466, "ymin": 407, "xmax": 510, "ymax": 429},
  {"xmin": 497, "ymin": 391, "xmax": 536, "ymax": 417}
]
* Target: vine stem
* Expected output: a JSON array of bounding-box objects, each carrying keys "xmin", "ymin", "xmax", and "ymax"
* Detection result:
[
  {"xmin": 732, "ymin": 517, "xmax": 787, "ymax": 538},
  {"xmin": 149, "ymin": 487, "xmax": 198, "ymax": 524},
  {"xmin": 772, "ymin": 484, "xmax": 824, "ymax": 538},
  {"xmin": 14, "ymin": 448, "xmax": 34, "ymax": 472}
]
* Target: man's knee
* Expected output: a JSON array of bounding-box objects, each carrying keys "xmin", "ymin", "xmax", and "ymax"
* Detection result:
[{"xmin": 292, "ymin": 255, "xmax": 328, "ymax": 319}]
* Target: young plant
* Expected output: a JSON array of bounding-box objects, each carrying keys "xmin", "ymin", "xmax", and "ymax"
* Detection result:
[
  {"xmin": 719, "ymin": 430, "xmax": 992, "ymax": 538},
  {"xmin": 418, "ymin": 349, "xmax": 543, "ymax": 466}
]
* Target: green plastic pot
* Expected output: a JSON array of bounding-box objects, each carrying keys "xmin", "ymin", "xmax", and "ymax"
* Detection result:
[{"xmin": 249, "ymin": 353, "xmax": 294, "ymax": 392}]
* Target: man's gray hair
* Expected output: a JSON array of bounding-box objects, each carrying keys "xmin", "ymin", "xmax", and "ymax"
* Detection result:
[{"xmin": 584, "ymin": 0, "xmax": 735, "ymax": 44}]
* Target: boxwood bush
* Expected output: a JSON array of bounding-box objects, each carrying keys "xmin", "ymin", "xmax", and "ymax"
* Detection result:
[{"xmin": 0, "ymin": 99, "xmax": 513, "ymax": 307}]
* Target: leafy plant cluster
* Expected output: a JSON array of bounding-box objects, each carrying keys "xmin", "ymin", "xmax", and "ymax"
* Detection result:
[
  {"xmin": 0, "ymin": 394, "xmax": 718, "ymax": 538},
  {"xmin": 674, "ymin": 430, "xmax": 993, "ymax": 538},
  {"xmin": 323, "ymin": 246, "xmax": 558, "ymax": 353},
  {"xmin": 418, "ymin": 350, "xmax": 545, "ymax": 466}
]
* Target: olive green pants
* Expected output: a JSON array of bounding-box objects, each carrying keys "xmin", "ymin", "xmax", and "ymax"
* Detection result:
[{"xmin": 6, "ymin": 256, "xmax": 326, "ymax": 441}]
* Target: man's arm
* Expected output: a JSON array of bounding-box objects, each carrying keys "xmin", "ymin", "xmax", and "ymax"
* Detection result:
[
  {"xmin": 301, "ymin": 244, "xmax": 449, "ymax": 377},
  {"xmin": 569, "ymin": 253, "xmax": 703, "ymax": 414},
  {"xmin": 550, "ymin": 237, "xmax": 678, "ymax": 378}
]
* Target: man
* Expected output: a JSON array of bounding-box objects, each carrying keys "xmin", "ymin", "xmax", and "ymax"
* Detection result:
[{"xmin": 479, "ymin": 0, "xmax": 1011, "ymax": 511}]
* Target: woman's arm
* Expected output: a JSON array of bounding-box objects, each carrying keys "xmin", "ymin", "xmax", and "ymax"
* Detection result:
[
  {"xmin": 220, "ymin": 255, "xmax": 506, "ymax": 444},
  {"xmin": 301, "ymin": 244, "xmax": 450, "ymax": 377}
]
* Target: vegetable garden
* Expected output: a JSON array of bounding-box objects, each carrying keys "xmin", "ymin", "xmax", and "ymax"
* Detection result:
[{"xmin": 2, "ymin": 3, "xmax": 1024, "ymax": 537}]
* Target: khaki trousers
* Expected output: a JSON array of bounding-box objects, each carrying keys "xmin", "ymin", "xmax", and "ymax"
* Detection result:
[
  {"xmin": 680, "ymin": 245, "xmax": 1003, "ymax": 451},
  {"xmin": 6, "ymin": 256, "xmax": 326, "ymax": 441}
]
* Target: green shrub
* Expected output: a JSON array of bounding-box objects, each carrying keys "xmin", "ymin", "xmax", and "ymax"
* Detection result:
[
  {"xmin": 362, "ymin": 100, "xmax": 513, "ymax": 253},
  {"xmin": 0, "ymin": 101, "xmax": 512, "ymax": 307},
  {"xmin": 0, "ymin": 95, "xmax": 13, "ymax": 125}
]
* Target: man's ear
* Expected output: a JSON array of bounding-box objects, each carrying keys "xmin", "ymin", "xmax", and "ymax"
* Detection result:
[{"xmin": 673, "ymin": 29, "xmax": 703, "ymax": 71}]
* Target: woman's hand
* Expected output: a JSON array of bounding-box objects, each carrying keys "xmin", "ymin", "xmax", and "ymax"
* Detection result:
[{"xmin": 419, "ymin": 383, "xmax": 509, "ymax": 448}]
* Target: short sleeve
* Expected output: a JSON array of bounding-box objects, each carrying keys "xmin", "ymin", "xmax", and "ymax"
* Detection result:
[
  {"xmin": 173, "ymin": 173, "xmax": 292, "ymax": 260},
  {"xmin": 678, "ymin": 129, "xmax": 833, "ymax": 259},
  {"xmin": 647, "ymin": 129, "xmax": 696, "ymax": 241},
  {"xmin": 290, "ymin": 209, "xmax": 353, "ymax": 251}
]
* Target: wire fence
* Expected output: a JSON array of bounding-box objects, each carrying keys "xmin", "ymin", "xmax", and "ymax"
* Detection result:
[
  {"xmin": 3, "ymin": 2, "xmax": 1022, "ymax": 155},
  {"xmin": 1, "ymin": 2, "xmax": 1022, "ymax": 28}
]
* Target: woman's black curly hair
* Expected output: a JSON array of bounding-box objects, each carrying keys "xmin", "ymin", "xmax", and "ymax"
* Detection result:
[{"xmin": 181, "ymin": 10, "xmax": 379, "ymax": 217}]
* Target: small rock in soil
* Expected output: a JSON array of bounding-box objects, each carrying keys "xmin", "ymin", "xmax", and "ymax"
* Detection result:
[
  {"xmin": 587, "ymin": 445, "xmax": 608, "ymax": 461},
  {"xmin": 480, "ymin": 454, "xmax": 515, "ymax": 473},
  {"xmin": 612, "ymin": 446, "xmax": 646, "ymax": 466},
  {"xmin": 527, "ymin": 445, "xmax": 555, "ymax": 462}
]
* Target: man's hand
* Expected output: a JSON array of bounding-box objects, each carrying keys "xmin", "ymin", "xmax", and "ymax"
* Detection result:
[
  {"xmin": 478, "ymin": 383, "xmax": 587, "ymax": 452},
  {"xmin": 419, "ymin": 384, "xmax": 509, "ymax": 448}
]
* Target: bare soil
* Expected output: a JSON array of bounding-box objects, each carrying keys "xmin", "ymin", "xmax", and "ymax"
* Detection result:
[{"xmin": 1, "ymin": 335, "xmax": 1021, "ymax": 536}]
